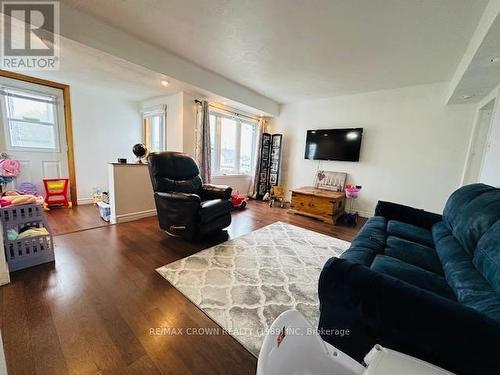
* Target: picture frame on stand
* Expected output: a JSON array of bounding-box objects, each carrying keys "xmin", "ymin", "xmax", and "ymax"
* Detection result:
[
  {"xmin": 256, "ymin": 133, "xmax": 283, "ymax": 199},
  {"xmin": 313, "ymin": 170, "xmax": 347, "ymax": 192}
]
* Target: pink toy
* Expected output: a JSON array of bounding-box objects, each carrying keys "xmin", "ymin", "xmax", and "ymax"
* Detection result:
[
  {"xmin": 0, "ymin": 159, "xmax": 20, "ymax": 177},
  {"xmin": 0, "ymin": 199, "xmax": 11, "ymax": 207},
  {"xmin": 345, "ymin": 185, "xmax": 361, "ymax": 199},
  {"xmin": 343, "ymin": 184, "xmax": 362, "ymax": 226}
]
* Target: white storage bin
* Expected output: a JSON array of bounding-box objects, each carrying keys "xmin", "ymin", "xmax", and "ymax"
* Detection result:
[{"xmin": 97, "ymin": 201, "xmax": 111, "ymax": 222}]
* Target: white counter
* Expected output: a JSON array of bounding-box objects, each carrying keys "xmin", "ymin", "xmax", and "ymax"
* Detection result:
[{"xmin": 108, "ymin": 163, "xmax": 156, "ymax": 224}]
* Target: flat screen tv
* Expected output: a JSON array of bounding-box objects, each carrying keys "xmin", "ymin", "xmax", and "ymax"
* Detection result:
[{"xmin": 304, "ymin": 128, "xmax": 363, "ymax": 162}]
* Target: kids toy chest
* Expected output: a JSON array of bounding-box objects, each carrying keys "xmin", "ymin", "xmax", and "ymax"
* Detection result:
[{"xmin": 0, "ymin": 204, "xmax": 54, "ymax": 272}]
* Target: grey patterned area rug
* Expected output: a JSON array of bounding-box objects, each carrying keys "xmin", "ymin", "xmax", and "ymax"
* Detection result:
[{"xmin": 156, "ymin": 221, "xmax": 350, "ymax": 356}]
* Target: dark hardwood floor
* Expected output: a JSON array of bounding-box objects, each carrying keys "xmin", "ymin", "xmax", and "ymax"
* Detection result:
[
  {"xmin": 46, "ymin": 204, "xmax": 110, "ymax": 236},
  {"xmin": 0, "ymin": 200, "xmax": 365, "ymax": 375}
]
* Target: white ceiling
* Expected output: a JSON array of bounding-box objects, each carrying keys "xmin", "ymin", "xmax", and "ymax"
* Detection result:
[
  {"xmin": 1, "ymin": 14, "xmax": 181, "ymax": 101},
  {"xmin": 3, "ymin": 13, "xmax": 275, "ymax": 116},
  {"xmin": 448, "ymin": 9, "xmax": 500, "ymax": 104},
  {"xmin": 3, "ymin": 15, "xmax": 274, "ymax": 117},
  {"xmin": 61, "ymin": 0, "xmax": 487, "ymax": 103},
  {"xmin": 36, "ymin": 37, "xmax": 181, "ymax": 101}
]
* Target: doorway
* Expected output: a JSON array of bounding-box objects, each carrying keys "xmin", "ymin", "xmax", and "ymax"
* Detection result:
[
  {"xmin": 462, "ymin": 98, "xmax": 496, "ymax": 185},
  {"xmin": 0, "ymin": 70, "xmax": 77, "ymax": 205},
  {"xmin": 0, "ymin": 77, "xmax": 69, "ymax": 192}
]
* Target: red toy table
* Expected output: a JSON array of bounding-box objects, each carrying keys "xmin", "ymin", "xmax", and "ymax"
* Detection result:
[{"xmin": 43, "ymin": 178, "xmax": 72, "ymax": 208}]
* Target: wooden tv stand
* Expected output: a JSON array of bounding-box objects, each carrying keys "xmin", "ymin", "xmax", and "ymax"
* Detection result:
[{"xmin": 289, "ymin": 186, "xmax": 346, "ymax": 224}]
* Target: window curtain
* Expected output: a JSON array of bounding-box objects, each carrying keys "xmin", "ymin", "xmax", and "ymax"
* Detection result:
[
  {"xmin": 248, "ymin": 118, "xmax": 267, "ymax": 198},
  {"xmin": 195, "ymin": 100, "xmax": 211, "ymax": 183}
]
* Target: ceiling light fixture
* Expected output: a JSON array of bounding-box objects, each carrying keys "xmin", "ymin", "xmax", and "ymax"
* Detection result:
[{"xmin": 161, "ymin": 80, "xmax": 169, "ymax": 87}]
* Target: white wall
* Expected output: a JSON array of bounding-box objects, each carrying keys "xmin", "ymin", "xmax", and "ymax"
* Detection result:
[
  {"xmin": 479, "ymin": 85, "xmax": 500, "ymax": 186},
  {"xmin": 71, "ymin": 90, "xmax": 197, "ymax": 208},
  {"xmin": 142, "ymin": 93, "xmax": 182, "ymax": 152},
  {"xmin": 71, "ymin": 85, "xmax": 141, "ymax": 203},
  {"xmin": 142, "ymin": 91, "xmax": 198, "ymax": 157},
  {"xmin": 164, "ymin": 93, "xmax": 184, "ymax": 152},
  {"xmin": 275, "ymin": 82, "xmax": 476, "ymax": 216},
  {"xmin": 212, "ymin": 175, "xmax": 252, "ymax": 195},
  {"xmin": 183, "ymin": 92, "xmax": 197, "ymax": 157}
]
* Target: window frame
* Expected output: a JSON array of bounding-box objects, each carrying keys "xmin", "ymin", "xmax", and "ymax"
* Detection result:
[
  {"xmin": 209, "ymin": 110, "xmax": 257, "ymax": 177},
  {"xmin": 142, "ymin": 109, "xmax": 166, "ymax": 153},
  {"xmin": 0, "ymin": 86, "xmax": 61, "ymax": 153}
]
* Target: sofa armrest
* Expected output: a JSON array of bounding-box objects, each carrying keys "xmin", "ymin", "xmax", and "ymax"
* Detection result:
[
  {"xmin": 374, "ymin": 200, "xmax": 442, "ymax": 230},
  {"xmin": 318, "ymin": 258, "xmax": 500, "ymax": 375},
  {"xmin": 200, "ymin": 184, "xmax": 232, "ymax": 201}
]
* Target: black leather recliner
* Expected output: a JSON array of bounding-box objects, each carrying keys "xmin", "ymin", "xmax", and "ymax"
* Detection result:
[{"xmin": 147, "ymin": 151, "xmax": 233, "ymax": 240}]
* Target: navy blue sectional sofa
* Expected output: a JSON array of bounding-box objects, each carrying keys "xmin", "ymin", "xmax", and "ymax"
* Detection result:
[{"xmin": 318, "ymin": 183, "xmax": 500, "ymax": 375}]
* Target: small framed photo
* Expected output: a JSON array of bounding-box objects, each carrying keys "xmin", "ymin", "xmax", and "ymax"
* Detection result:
[{"xmin": 314, "ymin": 170, "xmax": 347, "ymax": 191}]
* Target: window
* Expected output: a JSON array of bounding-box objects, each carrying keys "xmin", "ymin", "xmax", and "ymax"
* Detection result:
[
  {"xmin": 210, "ymin": 111, "xmax": 257, "ymax": 175},
  {"xmin": 0, "ymin": 87, "xmax": 59, "ymax": 150},
  {"xmin": 143, "ymin": 111, "xmax": 165, "ymax": 152}
]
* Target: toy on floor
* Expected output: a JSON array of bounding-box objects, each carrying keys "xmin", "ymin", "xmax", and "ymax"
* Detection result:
[
  {"xmin": 343, "ymin": 184, "xmax": 362, "ymax": 226},
  {"xmin": 269, "ymin": 185, "xmax": 285, "ymax": 208},
  {"xmin": 0, "ymin": 154, "xmax": 20, "ymax": 194},
  {"xmin": 92, "ymin": 187, "xmax": 109, "ymax": 205},
  {"xmin": 16, "ymin": 183, "xmax": 49, "ymax": 210},
  {"xmin": 0, "ymin": 189, "xmax": 48, "ymax": 209},
  {"xmin": 0, "ymin": 157, "xmax": 20, "ymax": 178},
  {"xmin": 102, "ymin": 191, "xmax": 109, "ymax": 204},
  {"xmin": 231, "ymin": 190, "xmax": 247, "ymax": 209},
  {"xmin": 17, "ymin": 182, "xmax": 37, "ymax": 195},
  {"xmin": 43, "ymin": 178, "xmax": 72, "ymax": 208}
]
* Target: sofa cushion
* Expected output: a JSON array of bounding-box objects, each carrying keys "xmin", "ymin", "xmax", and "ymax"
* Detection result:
[
  {"xmin": 370, "ymin": 255, "xmax": 455, "ymax": 299},
  {"xmin": 350, "ymin": 216, "xmax": 387, "ymax": 249},
  {"xmin": 341, "ymin": 216, "xmax": 386, "ymax": 266},
  {"xmin": 387, "ymin": 220, "xmax": 434, "ymax": 247},
  {"xmin": 474, "ymin": 219, "xmax": 500, "ymax": 295},
  {"xmin": 199, "ymin": 199, "xmax": 233, "ymax": 223},
  {"xmin": 433, "ymin": 222, "xmax": 500, "ymax": 322},
  {"xmin": 341, "ymin": 245, "xmax": 380, "ymax": 267},
  {"xmin": 385, "ymin": 236, "xmax": 443, "ymax": 275},
  {"xmin": 443, "ymin": 184, "xmax": 500, "ymax": 255}
]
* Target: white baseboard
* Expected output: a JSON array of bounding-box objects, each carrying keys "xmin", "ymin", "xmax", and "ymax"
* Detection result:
[
  {"xmin": 0, "ymin": 331, "xmax": 7, "ymax": 375},
  {"xmin": 0, "ymin": 269, "xmax": 10, "ymax": 286},
  {"xmin": 77, "ymin": 197, "xmax": 94, "ymax": 205},
  {"xmin": 111, "ymin": 209, "xmax": 157, "ymax": 224}
]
